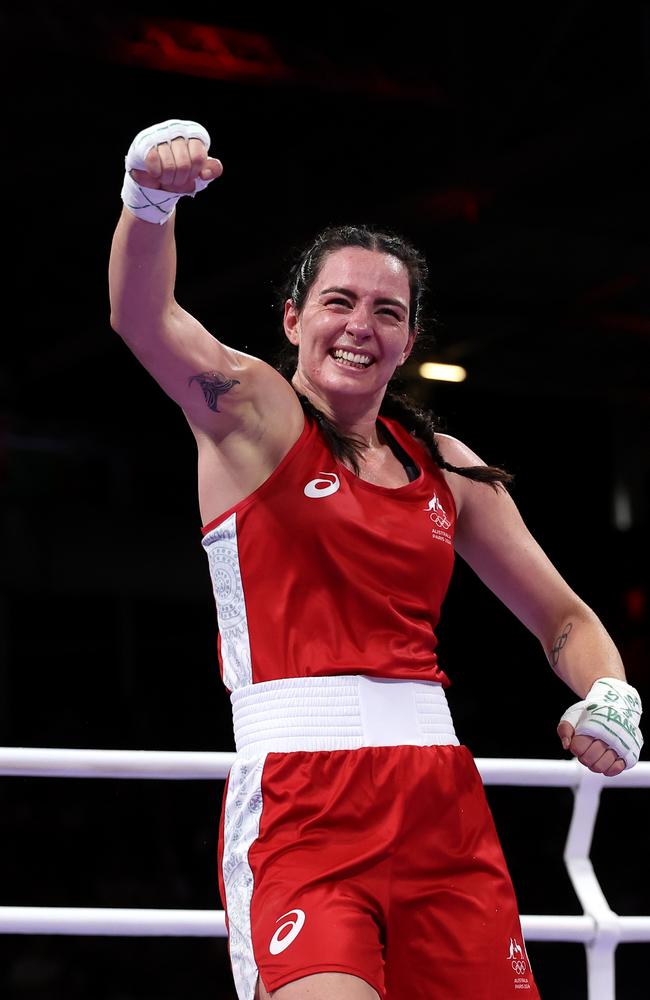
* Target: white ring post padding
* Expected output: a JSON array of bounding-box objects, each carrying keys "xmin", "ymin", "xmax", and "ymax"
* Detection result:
[{"xmin": 565, "ymin": 769, "xmax": 620, "ymax": 1000}]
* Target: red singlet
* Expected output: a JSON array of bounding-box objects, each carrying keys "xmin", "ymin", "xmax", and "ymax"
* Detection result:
[{"xmin": 201, "ymin": 414, "xmax": 456, "ymax": 691}]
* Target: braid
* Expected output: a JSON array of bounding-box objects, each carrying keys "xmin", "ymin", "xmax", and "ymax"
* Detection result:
[
  {"xmin": 296, "ymin": 393, "xmax": 365, "ymax": 476},
  {"xmin": 292, "ymin": 388, "xmax": 513, "ymax": 491},
  {"xmin": 379, "ymin": 390, "xmax": 513, "ymax": 491}
]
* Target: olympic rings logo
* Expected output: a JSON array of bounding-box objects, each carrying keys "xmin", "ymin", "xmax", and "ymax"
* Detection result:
[{"xmin": 511, "ymin": 959, "xmax": 527, "ymax": 975}]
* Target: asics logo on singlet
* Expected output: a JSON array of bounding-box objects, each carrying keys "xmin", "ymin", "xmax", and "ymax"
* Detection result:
[
  {"xmin": 303, "ymin": 473, "xmax": 340, "ymax": 498},
  {"xmin": 269, "ymin": 908, "xmax": 306, "ymax": 955}
]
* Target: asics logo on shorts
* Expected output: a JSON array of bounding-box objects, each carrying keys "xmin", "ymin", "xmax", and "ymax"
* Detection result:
[
  {"xmin": 269, "ymin": 908, "xmax": 306, "ymax": 955},
  {"xmin": 303, "ymin": 473, "xmax": 340, "ymax": 499}
]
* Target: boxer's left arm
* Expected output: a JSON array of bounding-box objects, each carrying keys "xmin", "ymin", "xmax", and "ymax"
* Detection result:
[{"xmin": 435, "ymin": 433, "xmax": 642, "ymax": 775}]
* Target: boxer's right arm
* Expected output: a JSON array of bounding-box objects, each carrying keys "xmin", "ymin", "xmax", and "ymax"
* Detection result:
[{"xmin": 109, "ymin": 122, "xmax": 294, "ymax": 440}]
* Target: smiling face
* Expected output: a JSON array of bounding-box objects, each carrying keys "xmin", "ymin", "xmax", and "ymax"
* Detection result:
[{"xmin": 283, "ymin": 247, "xmax": 416, "ymax": 413}]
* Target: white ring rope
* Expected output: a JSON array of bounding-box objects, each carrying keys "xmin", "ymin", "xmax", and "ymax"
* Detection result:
[
  {"xmin": 1, "ymin": 749, "xmax": 648, "ymax": 1000},
  {"xmin": 0, "ymin": 747, "xmax": 235, "ymax": 780},
  {"xmin": 1, "ymin": 748, "xmax": 648, "ymax": 785}
]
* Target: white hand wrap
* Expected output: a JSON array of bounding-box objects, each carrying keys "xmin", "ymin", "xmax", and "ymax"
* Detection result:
[
  {"xmin": 560, "ymin": 677, "xmax": 643, "ymax": 769},
  {"xmin": 120, "ymin": 119, "xmax": 213, "ymax": 225}
]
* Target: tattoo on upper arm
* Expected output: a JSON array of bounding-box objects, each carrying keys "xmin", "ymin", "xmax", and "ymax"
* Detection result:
[
  {"xmin": 551, "ymin": 622, "xmax": 573, "ymax": 666},
  {"xmin": 188, "ymin": 371, "xmax": 240, "ymax": 412}
]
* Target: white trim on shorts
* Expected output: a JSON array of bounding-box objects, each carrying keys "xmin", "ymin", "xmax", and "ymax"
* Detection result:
[{"xmin": 222, "ymin": 754, "xmax": 267, "ymax": 1000}]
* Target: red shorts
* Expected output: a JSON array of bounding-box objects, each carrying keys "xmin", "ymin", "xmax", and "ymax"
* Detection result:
[{"xmin": 218, "ymin": 744, "xmax": 539, "ymax": 999}]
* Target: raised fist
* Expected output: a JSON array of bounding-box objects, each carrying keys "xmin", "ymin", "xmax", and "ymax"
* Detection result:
[
  {"xmin": 130, "ymin": 136, "xmax": 223, "ymax": 194},
  {"xmin": 122, "ymin": 120, "xmax": 223, "ymax": 224}
]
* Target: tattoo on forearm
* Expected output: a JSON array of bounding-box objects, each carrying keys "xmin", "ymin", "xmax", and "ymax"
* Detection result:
[
  {"xmin": 551, "ymin": 622, "xmax": 573, "ymax": 666},
  {"xmin": 188, "ymin": 371, "xmax": 240, "ymax": 412}
]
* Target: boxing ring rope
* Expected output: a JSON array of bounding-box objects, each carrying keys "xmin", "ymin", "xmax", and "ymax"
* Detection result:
[{"xmin": 1, "ymin": 750, "xmax": 648, "ymax": 1000}]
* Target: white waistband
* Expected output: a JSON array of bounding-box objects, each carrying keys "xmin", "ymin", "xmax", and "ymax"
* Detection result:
[{"xmin": 230, "ymin": 675, "xmax": 459, "ymax": 756}]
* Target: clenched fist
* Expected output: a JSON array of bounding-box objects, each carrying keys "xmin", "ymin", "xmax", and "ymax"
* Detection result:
[
  {"xmin": 557, "ymin": 676, "xmax": 643, "ymax": 776},
  {"xmin": 130, "ymin": 135, "xmax": 223, "ymax": 194},
  {"xmin": 121, "ymin": 119, "xmax": 222, "ymax": 224}
]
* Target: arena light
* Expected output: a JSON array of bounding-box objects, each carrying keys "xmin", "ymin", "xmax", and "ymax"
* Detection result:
[{"xmin": 418, "ymin": 362, "xmax": 467, "ymax": 383}]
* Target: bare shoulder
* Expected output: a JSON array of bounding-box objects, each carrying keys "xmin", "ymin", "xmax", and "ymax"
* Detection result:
[{"xmin": 434, "ymin": 431, "xmax": 486, "ymax": 468}]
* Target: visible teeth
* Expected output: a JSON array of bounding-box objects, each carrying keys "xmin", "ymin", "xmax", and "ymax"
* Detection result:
[{"xmin": 332, "ymin": 350, "xmax": 372, "ymax": 365}]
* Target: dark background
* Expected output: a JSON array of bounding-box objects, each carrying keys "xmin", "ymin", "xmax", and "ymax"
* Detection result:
[{"xmin": 1, "ymin": 2, "xmax": 649, "ymax": 997}]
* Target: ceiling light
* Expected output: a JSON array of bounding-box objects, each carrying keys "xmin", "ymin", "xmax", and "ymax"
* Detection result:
[{"xmin": 418, "ymin": 362, "xmax": 467, "ymax": 383}]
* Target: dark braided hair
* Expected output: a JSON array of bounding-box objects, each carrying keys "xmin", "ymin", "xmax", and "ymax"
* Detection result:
[{"xmin": 276, "ymin": 224, "xmax": 512, "ymax": 491}]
